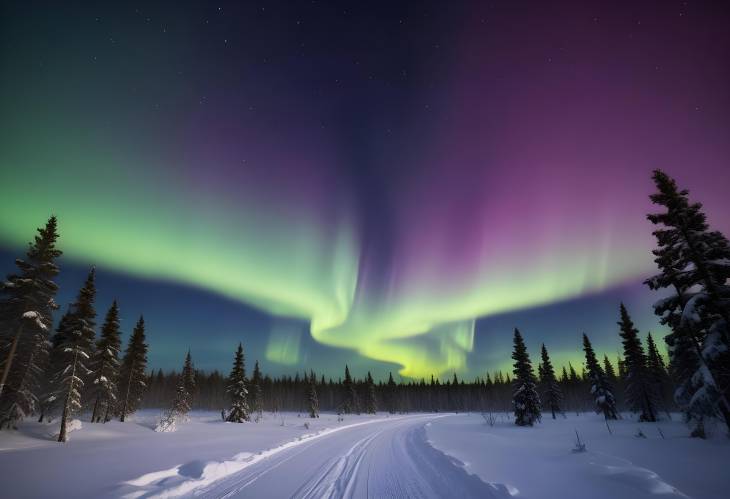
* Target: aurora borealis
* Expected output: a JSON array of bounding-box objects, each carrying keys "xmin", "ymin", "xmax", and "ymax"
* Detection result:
[{"xmin": 1, "ymin": 1, "xmax": 729, "ymax": 379}]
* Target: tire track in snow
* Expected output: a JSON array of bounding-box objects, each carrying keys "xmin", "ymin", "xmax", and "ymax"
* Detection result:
[
  {"xmin": 207, "ymin": 415, "xmax": 512, "ymax": 499},
  {"xmin": 124, "ymin": 414, "xmax": 514, "ymax": 499}
]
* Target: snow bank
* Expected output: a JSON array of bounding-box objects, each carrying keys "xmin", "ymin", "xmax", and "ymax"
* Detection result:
[{"xmin": 425, "ymin": 413, "xmax": 729, "ymax": 499}]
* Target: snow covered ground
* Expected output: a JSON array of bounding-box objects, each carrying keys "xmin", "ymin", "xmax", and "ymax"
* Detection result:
[
  {"xmin": 426, "ymin": 412, "xmax": 730, "ymax": 499},
  {"xmin": 0, "ymin": 410, "xmax": 727, "ymax": 498}
]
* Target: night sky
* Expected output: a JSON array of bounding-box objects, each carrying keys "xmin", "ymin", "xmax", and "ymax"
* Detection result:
[{"xmin": 1, "ymin": 1, "xmax": 729, "ymax": 380}]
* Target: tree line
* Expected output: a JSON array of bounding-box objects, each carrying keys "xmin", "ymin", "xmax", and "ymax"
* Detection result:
[
  {"xmin": 137, "ymin": 318, "xmax": 672, "ymax": 423},
  {"xmin": 1, "ymin": 169, "xmax": 729, "ymax": 438}
]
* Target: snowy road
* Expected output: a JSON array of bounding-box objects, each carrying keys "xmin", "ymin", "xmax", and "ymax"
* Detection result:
[{"xmin": 194, "ymin": 415, "xmax": 510, "ymax": 499}]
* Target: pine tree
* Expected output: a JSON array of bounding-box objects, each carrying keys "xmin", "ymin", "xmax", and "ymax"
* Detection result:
[
  {"xmin": 645, "ymin": 169, "xmax": 730, "ymax": 431},
  {"xmin": 646, "ymin": 332, "xmax": 672, "ymax": 411},
  {"xmin": 36, "ymin": 310, "xmax": 72, "ymax": 422},
  {"xmin": 118, "ymin": 316, "xmax": 148, "ymax": 422},
  {"xmin": 364, "ymin": 371, "xmax": 377, "ymax": 414},
  {"xmin": 90, "ymin": 301, "xmax": 122, "ymax": 423},
  {"xmin": 181, "ymin": 350, "xmax": 195, "ymax": 408},
  {"xmin": 250, "ymin": 360, "xmax": 263, "ymax": 419},
  {"xmin": 306, "ymin": 370, "xmax": 319, "ymax": 418},
  {"xmin": 566, "ymin": 362, "xmax": 582, "ymax": 414},
  {"xmin": 342, "ymin": 365, "xmax": 357, "ymax": 414},
  {"xmin": 54, "ymin": 268, "xmax": 97, "ymax": 442},
  {"xmin": 0, "ymin": 216, "xmax": 61, "ymax": 428},
  {"xmin": 582, "ymin": 333, "xmax": 618, "ymax": 420},
  {"xmin": 603, "ymin": 355, "xmax": 622, "ymax": 409},
  {"xmin": 618, "ymin": 303, "xmax": 658, "ymax": 422},
  {"xmin": 226, "ymin": 343, "xmax": 249, "ymax": 423},
  {"xmin": 450, "ymin": 372, "xmax": 461, "ymax": 412},
  {"xmin": 386, "ymin": 372, "xmax": 397, "ymax": 414},
  {"xmin": 539, "ymin": 344, "xmax": 562, "ymax": 419},
  {"xmin": 511, "ymin": 329, "xmax": 541, "ymax": 426},
  {"xmin": 157, "ymin": 352, "xmax": 194, "ymax": 432},
  {"xmin": 603, "ymin": 355, "xmax": 617, "ymax": 384}
]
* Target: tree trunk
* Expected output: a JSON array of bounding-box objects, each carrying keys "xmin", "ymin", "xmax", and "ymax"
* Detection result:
[
  {"xmin": 58, "ymin": 401, "xmax": 69, "ymax": 442},
  {"xmin": 0, "ymin": 322, "xmax": 25, "ymax": 399},
  {"xmin": 58, "ymin": 348, "xmax": 79, "ymax": 442},
  {"xmin": 91, "ymin": 396, "xmax": 100, "ymax": 423},
  {"xmin": 119, "ymin": 358, "xmax": 135, "ymax": 422},
  {"xmin": 718, "ymin": 403, "xmax": 730, "ymax": 435},
  {"xmin": 643, "ymin": 390, "xmax": 656, "ymax": 422}
]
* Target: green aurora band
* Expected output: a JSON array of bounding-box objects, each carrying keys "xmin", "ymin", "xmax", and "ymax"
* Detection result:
[{"xmin": 0, "ymin": 141, "xmax": 652, "ymax": 377}]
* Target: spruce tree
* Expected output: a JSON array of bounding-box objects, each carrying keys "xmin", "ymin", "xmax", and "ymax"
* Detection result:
[
  {"xmin": 157, "ymin": 352, "xmax": 194, "ymax": 432},
  {"xmin": 342, "ymin": 365, "xmax": 357, "ymax": 414},
  {"xmin": 0, "ymin": 216, "xmax": 61, "ymax": 428},
  {"xmin": 118, "ymin": 316, "xmax": 148, "ymax": 422},
  {"xmin": 90, "ymin": 301, "xmax": 122, "ymax": 423},
  {"xmin": 226, "ymin": 343, "xmax": 249, "ymax": 423},
  {"xmin": 54, "ymin": 268, "xmax": 97, "ymax": 442},
  {"xmin": 37, "ymin": 310, "xmax": 71, "ymax": 422},
  {"xmin": 567, "ymin": 362, "xmax": 582, "ymax": 414},
  {"xmin": 617, "ymin": 303, "xmax": 658, "ymax": 422},
  {"xmin": 386, "ymin": 372, "xmax": 397, "ymax": 414},
  {"xmin": 511, "ymin": 329, "xmax": 541, "ymax": 426},
  {"xmin": 603, "ymin": 355, "xmax": 617, "ymax": 385},
  {"xmin": 539, "ymin": 344, "xmax": 562, "ymax": 419},
  {"xmin": 645, "ymin": 169, "xmax": 730, "ymax": 430},
  {"xmin": 250, "ymin": 360, "xmax": 263, "ymax": 419},
  {"xmin": 559, "ymin": 366, "xmax": 568, "ymax": 384},
  {"xmin": 306, "ymin": 370, "xmax": 319, "ymax": 418},
  {"xmin": 646, "ymin": 333, "xmax": 667, "ymax": 379},
  {"xmin": 181, "ymin": 350, "xmax": 195, "ymax": 408},
  {"xmin": 582, "ymin": 333, "xmax": 618, "ymax": 420},
  {"xmin": 646, "ymin": 332, "xmax": 672, "ymax": 411},
  {"xmin": 364, "ymin": 371, "xmax": 377, "ymax": 414}
]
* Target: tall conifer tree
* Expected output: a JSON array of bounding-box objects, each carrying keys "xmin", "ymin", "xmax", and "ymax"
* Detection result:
[
  {"xmin": 511, "ymin": 329, "xmax": 541, "ymax": 426},
  {"xmin": 55, "ymin": 268, "xmax": 97, "ymax": 442},
  {"xmin": 306, "ymin": 370, "xmax": 319, "ymax": 418},
  {"xmin": 582, "ymin": 333, "xmax": 618, "ymax": 420},
  {"xmin": 157, "ymin": 352, "xmax": 194, "ymax": 432},
  {"xmin": 226, "ymin": 343, "xmax": 249, "ymax": 423},
  {"xmin": 181, "ymin": 350, "xmax": 195, "ymax": 407},
  {"xmin": 118, "ymin": 316, "xmax": 148, "ymax": 422},
  {"xmin": 386, "ymin": 372, "xmax": 397, "ymax": 414},
  {"xmin": 646, "ymin": 332, "xmax": 672, "ymax": 411},
  {"xmin": 618, "ymin": 303, "xmax": 658, "ymax": 422},
  {"xmin": 37, "ymin": 310, "xmax": 71, "ymax": 422},
  {"xmin": 364, "ymin": 371, "xmax": 377, "ymax": 414},
  {"xmin": 0, "ymin": 216, "xmax": 61, "ymax": 428},
  {"xmin": 539, "ymin": 344, "xmax": 562, "ymax": 419},
  {"xmin": 645, "ymin": 169, "xmax": 730, "ymax": 431},
  {"xmin": 250, "ymin": 360, "xmax": 263, "ymax": 419},
  {"xmin": 342, "ymin": 365, "xmax": 357, "ymax": 414},
  {"xmin": 90, "ymin": 301, "xmax": 122, "ymax": 423}
]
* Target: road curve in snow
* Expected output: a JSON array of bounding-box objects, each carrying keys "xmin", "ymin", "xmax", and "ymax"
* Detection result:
[{"xmin": 197, "ymin": 415, "xmax": 512, "ymax": 499}]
